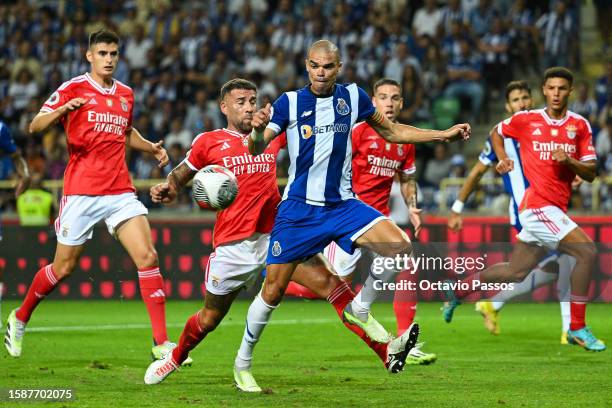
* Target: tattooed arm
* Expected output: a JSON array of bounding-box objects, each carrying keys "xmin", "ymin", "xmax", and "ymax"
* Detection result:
[{"xmin": 150, "ymin": 161, "xmax": 196, "ymax": 204}]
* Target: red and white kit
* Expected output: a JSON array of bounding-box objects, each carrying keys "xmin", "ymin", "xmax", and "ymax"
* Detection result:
[
  {"xmin": 42, "ymin": 73, "xmax": 147, "ymax": 245},
  {"xmin": 185, "ymin": 129, "xmax": 286, "ymax": 295},
  {"xmin": 325, "ymin": 122, "xmax": 416, "ymax": 276},
  {"xmin": 497, "ymin": 109, "xmax": 597, "ymax": 248}
]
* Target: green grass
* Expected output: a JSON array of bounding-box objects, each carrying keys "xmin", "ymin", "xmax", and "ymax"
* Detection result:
[{"xmin": 1, "ymin": 300, "xmax": 610, "ymax": 407}]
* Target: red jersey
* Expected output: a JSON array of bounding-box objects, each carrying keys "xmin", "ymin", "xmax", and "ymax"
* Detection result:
[
  {"xmin": 41, "ymin": 73, "xmax": 135, "ymax": 196},
  {"xmin": 497, "ymin": 109, "xmax": 596, "ymax": 212},
  {"xmin": 185, "ymin": 128, "xmax": 286, "ymax": 248},
  {"xmin": 351, "ymin": 122, "xmax": 416, "ymax": 215}
]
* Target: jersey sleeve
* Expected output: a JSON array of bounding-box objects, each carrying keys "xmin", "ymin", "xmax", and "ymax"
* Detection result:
[
  {"xmin": 267, "ymin": 132, "xmax": 287, "ymax": 154},
  {"xmin": 356, "ymin": 86, "xmax": 376, "ymax": 122},
  {"xmin": 478, "ymin": 138, "xmax": 497, "ymax": 166},
  {"xmin": 401, "ymin": 144, "xmax": 416, "ymax": 175},
  {"xmin": 577, "ymin": 120, "xmax": 597, "ymax": 162},
  {"xmin": 0, "ymin": 122, "xmax": 17, "ymax": 154},
  {"xmin": 40, "ymin": 83, "xmax": 72, "ymax": 113},
  {"xmin": 184, "ymin": 133, "xmax": 209, "ymax": 171},
  {"xmin": 351, "ymin": 123, "xmax": 365, "ymax": 156},
  {"xmin": 496, "ymin": 113, "xmax": 526, "ymax": 141},
  {"xmin": 267, "ymin": 93, "xmax": 289, "ymax": 135}
]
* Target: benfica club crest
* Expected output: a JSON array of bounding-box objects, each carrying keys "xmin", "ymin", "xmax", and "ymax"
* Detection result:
[
  {"xmin": 565, "ymin": 125, "xmax": 577, "ymax": 139},
  {"xmin": 120, "ymin": 96, "xmax": 128, "ymax": 112},
  {"xmin": 397, "ymin": 145, "xmax": 404, "ymax": 155}
]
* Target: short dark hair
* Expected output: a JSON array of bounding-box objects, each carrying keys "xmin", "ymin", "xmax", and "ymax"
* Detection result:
[
  {"xmin": 373, "ymin": 78, "xmax": 402, "ymax": 94},
  {"xmin": 505, "ymin": 80, "xmax": 531, "ymax": 101},
  {"xmin": 88, "ymin": 29, "xmax": 120, "ymax": 48},
  {"xmin": 542, "ymin": 67, "xmax": 574, "ymax": 86},
  {"xmin": 219, "ymin": 78, "xmax": 257, "ymax": 101}
]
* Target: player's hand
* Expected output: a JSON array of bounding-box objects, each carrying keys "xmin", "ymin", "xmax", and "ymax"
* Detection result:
[
  {"xmin": 61, "ymin": 97, "xmax": 88, "ymax": 114},
  {"xmin": 496, "ymin": 158, "xmax": 514, "ymax": 174},
  {"xmin": 150, "ymin": 182, "xmax": 176, "ymax": 204},
  {"xmin": 443, "ymin": 123, "xmax": 471, "ymax": 142},
  {"xmin": 571, "ymin": 175, "xmax": 583, "ymax": 190},
  {"xmin": 14, "ymin": 175, "xmax": 31, "ymax": 197},
  {"xmin": 152, "ymin": 140, "xmax": 169, "ymax": 168},
  {"xmin": 252, "ymin": 103, "xmax": 271, "ymax": 132},
  {"xmin": 448, "ymin": 211, "xmax": 463, "ymax": 232},
  {"xmin": 552, "ymin": 148, "xmax": 570, "ymax": 165},
  {"xmin": 409, "ymin": 207, "xmax": 423, "ymax": 238}
]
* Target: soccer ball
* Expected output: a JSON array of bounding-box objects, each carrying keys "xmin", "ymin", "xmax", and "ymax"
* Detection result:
[{"xmin": 192, "ymin": 165, "xmax": 239, "ymax": 210}]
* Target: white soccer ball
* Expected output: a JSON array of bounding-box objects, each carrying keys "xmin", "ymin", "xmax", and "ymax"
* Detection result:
[{"xmin": 192, "ymin": 165, "xmax": 239, "ymax": 210}]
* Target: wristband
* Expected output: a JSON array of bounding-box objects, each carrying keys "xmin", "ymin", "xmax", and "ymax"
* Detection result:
[{"xmin": 451, "ymin": 200, "xmax": 464, "ymax": 214}]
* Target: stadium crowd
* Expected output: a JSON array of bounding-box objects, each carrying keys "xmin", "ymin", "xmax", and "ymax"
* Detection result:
[{"xmin": 0, "ymin": 0, "xmax": 610, "ymax": 211}]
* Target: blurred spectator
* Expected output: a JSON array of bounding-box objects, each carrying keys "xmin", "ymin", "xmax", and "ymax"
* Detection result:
[
  {"xmin": 421, "ymin": 44, "xmax": 447, "ymax": 99},
  {"xmin": 537, "ymin": 0, "xmax": 575, "ymax": 69},
  {"xmin": 594, "ymin": 0, "xmax": 611, "ymax": 55},
  {"xmin": 270, "ymin": 17, "xmax": 305, "ymax": 56},
  {"xmin": 467, "ymin": 0, "xmax": 498, "ymax": 38},
  {"xmin": 244, "ymin": 43, "xmax": 276, "ymax": 76},
  {"xmin": 163, "ymin": 143, "xmax": 187, "ymax": 176},
  {"xmin": 442, "ymin": 20, "xmax": 468, "ymax": 61},
  {"xmin": 444, "ymin": 39, "xmax": 484, "ymax": 123},
  {"xmin": 8, "ymin": 69, "xmax": 39, "ymax": 115},
  {"xmin": 412, "ymin": 0, "xmax": 442, "ymax": 40},
  {"xmin": 124, "ymin": 24, "xmax": 154, "ymax": 70},
  {"xmin": 206, "ymin": 51, "xmax": 238, "ymax": 88},
  {"xmin": 440, "ymin": 0, "xmax": 465, "ymax": 37},
  {"xmin": 596, "ymin": 114, "xmax": 612, "ymax": 173},
  {"xmin": 595, "ymin": 60, "xmax": 612, "ymax": 113},
  {"xmin": 508, "ymin": 0, "xmax": 538, "ymax": 76},
  {"xmin": 570, "ymin": 81, "xmax": 598, "ymax": 125},
  {"xmin": 164, "ymin": 117, "xmax": 192, "ymax": 151},
  {"xmin": 423, "ymin": 144, "xmax": 453, "ymax": 187},
  {"xmin": 16, "ymin": 172, "xmax": 54, "ymax": 226},
  {"xmin": 383, "ymin": 43, "xmax": 421, "ymax": 84},
  {"xmin": 398, "ymin": 65, "xmax": 426, "ymax": 124},
  {"xmin": 153, "ymin": 71, "xmax": 178, "ymax": 102},
  {"xmin": 479, "ymin": 17, "xmax": 510, "ymax": 96},
  {"xmin": 180, "ymin": 21, "xmax": 207, "ymax": 71},
  {"xmin": 11, "ymin": 41, "xmax": 43, "ymax": 86}
]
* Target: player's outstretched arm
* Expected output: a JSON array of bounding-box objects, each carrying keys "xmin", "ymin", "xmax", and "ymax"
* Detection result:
[
  {"xmin": 399, "ymin": 172, "xmax": 423, "ymax": 238},
  {"xmin": 29, "ymin": 97, "xmax": 88, "ymax": 134},
  {"xmin": 366, "ymin": 109, "xmax": 471, "ymax": 144},
  {"xmin": 126, "ymin": 128, "xmax": 169, "ymax": 167},
  {"xmin": 491, "ymin": 127, "xmax": 513, "ymax": 174},
  {"xmin": 448, "ymin": 160, "xmax": 489, "ymax": 232},
  {"xmin": 10, "ymin": 150, "xmax": 30, "ymax": 197},
  {"xmin": 150, "ymin": 162, "xmax": 195, "ymax": 204}
]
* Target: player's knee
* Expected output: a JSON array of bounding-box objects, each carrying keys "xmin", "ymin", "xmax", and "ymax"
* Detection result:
[
  {"xmin": 261, "ymin": 282, "xmax": 284, "ymax": 306},
  {"xmin": 509, "ymin": 266, "xmax": 530, "ymax": 282},
  {"xmin": 198, "ymin": 313, "xmax": 221, "ymax": 333},
  {"xmin": 574, "ymin": 242, "xmax": 597, "ymax": 265},
  {"xmin": 135, "ymin": 247, "xmax": 159, "ymax": 269},
  {"xmin": 380, "ymin": 240, "xmax": 413, "ymax": 259},
  {"xmin": 52, "ymin": 260, "xmax": 77, "ymax": 279}
]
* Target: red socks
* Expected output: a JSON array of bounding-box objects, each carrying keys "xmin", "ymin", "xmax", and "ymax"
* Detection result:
[
  {"xmin": 327, "ymin": 281, "xmax": 388, "ymax": 363},
  {"xmin": 569, "ymin": 294, "xmax": 588, "ymax": 331},
  {"xmin": 138, "ymin": 267, "xmax": 168, "ymax": 345},
  {"xmin": 172, "ymin": 312, "xmax": 206, "ymax": 365},
  {"xmin": 393, "ymin": 300, "xmax": 417, "ymax": 336},
  {"xmin": 16, "ymin": 265, "xmax": 60, "ymax": 323},
  {"xmin": 285, "ymin": 281, "xmax": 320, "ymax": 299}
]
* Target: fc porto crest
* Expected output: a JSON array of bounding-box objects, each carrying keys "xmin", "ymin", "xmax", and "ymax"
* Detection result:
[
  {"xmin": 120, "ymin": 96, "xmax": 128, "ymax": 112},
  {"xmin": 565, "ymin": 125, "xmax": 577, "ymax": 139},
  {"xmin": 336, "ymin": 98, "xmax": 350, "ymax": 115},
  {"xmin": 272, "ymin": 241, "xmax": 282, "ymax": 256}
]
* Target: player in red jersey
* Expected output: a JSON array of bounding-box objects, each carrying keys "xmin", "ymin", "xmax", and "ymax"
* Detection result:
[
  {"xmin": 144, "ymin": 79, "xmax": 417, "ymax": 390},
  {"xmin": 446, "ymin": 67, "xmax": 605, "ymax": 351},
  {"xmin": 286, "ymin": 78, "xmax": 436, "ymax": 364},
  {"xmin": 4, "ymin": 30, "xmax": 180, "ymax": 361}
]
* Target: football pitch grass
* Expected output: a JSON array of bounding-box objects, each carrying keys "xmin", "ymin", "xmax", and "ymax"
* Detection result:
[{"xmin": 1, "ymin": 300, "xmax": 610, "ymax": 407}]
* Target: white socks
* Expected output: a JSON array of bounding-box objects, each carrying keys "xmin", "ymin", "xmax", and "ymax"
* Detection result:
[{"xmin": 235, "ymin": 294, "xmax": 277, "ymax": 370}]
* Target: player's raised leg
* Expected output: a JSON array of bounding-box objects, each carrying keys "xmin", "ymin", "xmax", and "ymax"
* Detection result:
[{"xmin": 6, "ymin": 243, "xmax": 84, "ymax": 357}]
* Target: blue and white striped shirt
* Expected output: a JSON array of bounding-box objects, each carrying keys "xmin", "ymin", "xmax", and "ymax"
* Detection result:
[
  {"xmin": 267, "ymin": 83, "xmax": 375, "ymax": 206},
  {"xmin": 479, "ymin": 137, "xmax": 529, "ymax": 231}
]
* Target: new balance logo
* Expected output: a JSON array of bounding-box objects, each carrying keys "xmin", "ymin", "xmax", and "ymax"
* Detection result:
[
  {"xmin": 220, "ymin": 141, "xmax": 231, "ymax": 151},
  {"xmin": 300, "ymin": 110, "xmax": 312, "ymax": 118},
  {"xmin": 149, "ymin": 289, "xmax": 165, "ymax": 298},
  {"xmin": 532, "ymin": 128, "xmax": 541, "ymax": 136}
]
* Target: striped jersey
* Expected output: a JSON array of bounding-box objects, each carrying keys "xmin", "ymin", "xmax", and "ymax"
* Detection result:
[
  {"xmin": 478, "ymin": 135, "xmax": 528, "ymax": 230},
  {"xmin": 266, "ymin": 83, "xmax": 375, "ymax": 206}
]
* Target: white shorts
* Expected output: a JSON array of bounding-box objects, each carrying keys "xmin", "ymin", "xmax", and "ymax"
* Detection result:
[
  {"xmin": 324, "ymin": 241, "xmax": 362, "ymax": 277},
  {"xmin": 517, "ymin": 206, "xmax": 577, "ymax": 250},
  {"xmin": 205, "ymin": 233, "xmax": 269, "ymax": 296},
  {"xmin": 55, "ymin": 193, "xmax": 148, "ymax": 246}
]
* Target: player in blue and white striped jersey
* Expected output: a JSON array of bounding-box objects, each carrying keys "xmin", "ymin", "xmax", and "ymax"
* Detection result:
[
  {"xmin": 234, "ymin": 40, "xmax": 470, "ymax": 388},
  {"xmin": 0, "ymin": 120, "xmax": 30, "ymax": 327},
  {"xmin": 446, "ymin": 81, "xmax": 573, "ymax": 343}
]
